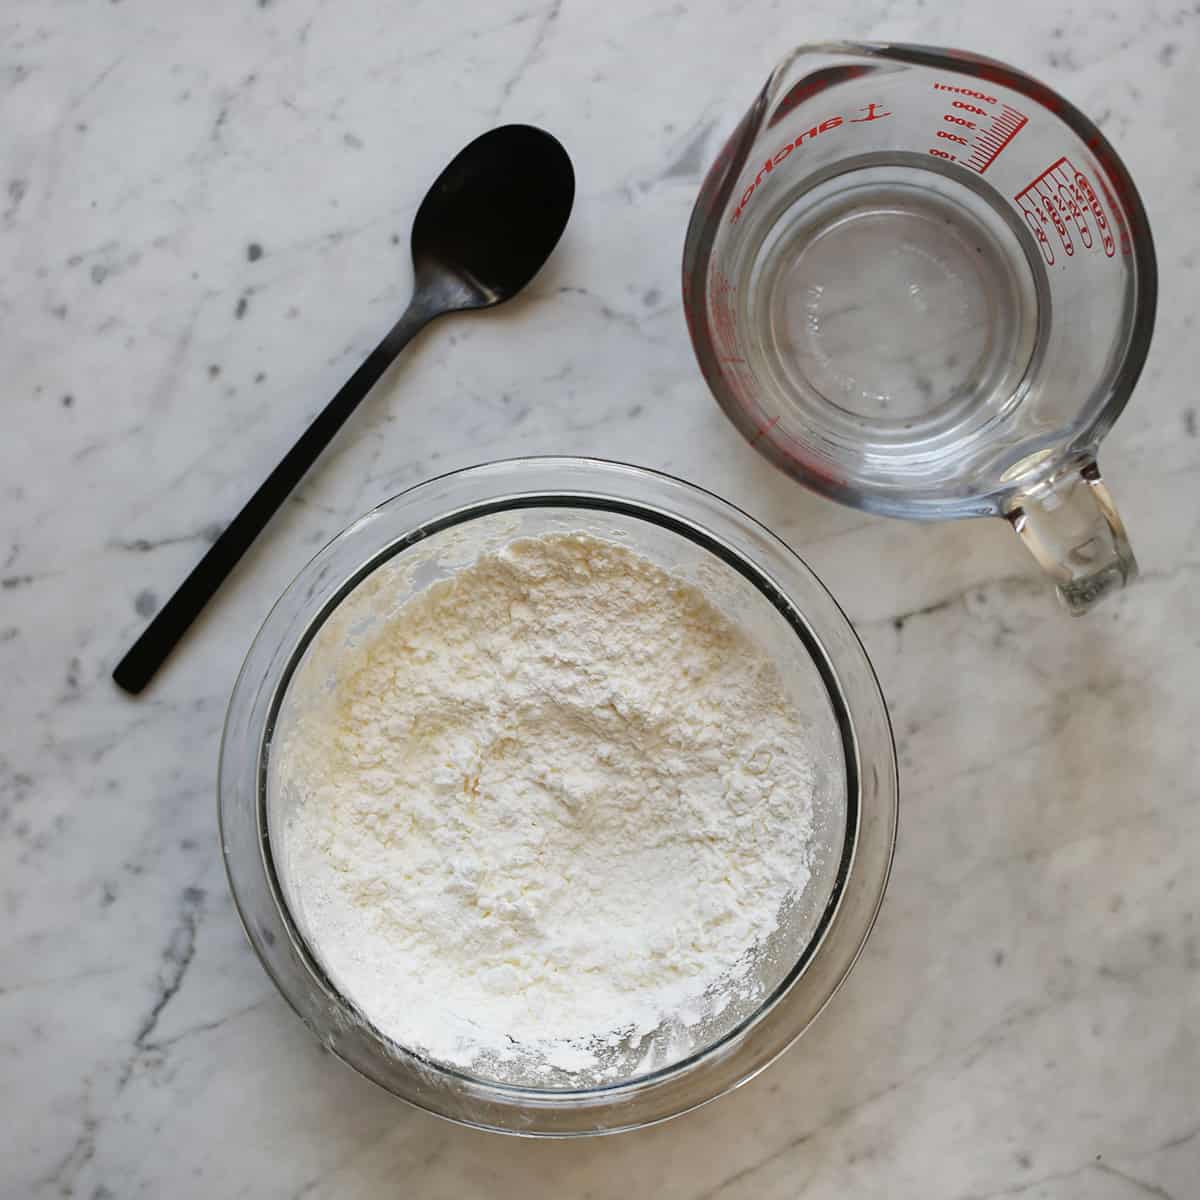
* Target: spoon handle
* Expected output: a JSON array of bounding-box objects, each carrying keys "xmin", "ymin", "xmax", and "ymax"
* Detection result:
[{"xmin": 112, "ymin": 301, "xmax": 433, "ymax": 695}]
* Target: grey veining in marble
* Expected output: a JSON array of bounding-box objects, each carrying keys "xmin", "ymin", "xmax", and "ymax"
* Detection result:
[{"xmin": 2, "ymin": 1, "xmax": 1198, "ymax": 1197}]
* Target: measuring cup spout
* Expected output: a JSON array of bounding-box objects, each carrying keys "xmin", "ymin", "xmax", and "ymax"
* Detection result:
[{"xmin": 1005, "ymin": 459, "xmax": 1137, "ymax": 614}]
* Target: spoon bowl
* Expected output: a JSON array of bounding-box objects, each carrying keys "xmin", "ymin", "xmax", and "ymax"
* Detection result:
[{"xmin": 412, "ymin": 124, "xmax": 575, "ymax": 311}]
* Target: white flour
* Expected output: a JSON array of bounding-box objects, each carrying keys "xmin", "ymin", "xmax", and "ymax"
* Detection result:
[{"xmin": 277, "ymin": 532, "xmax": 816, "ymax": 1079}]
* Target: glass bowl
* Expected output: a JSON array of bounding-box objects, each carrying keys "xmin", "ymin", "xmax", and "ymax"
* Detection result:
[{"xmin": 218, "ymin": 457, "xmax": 897, "ymax": 1136}]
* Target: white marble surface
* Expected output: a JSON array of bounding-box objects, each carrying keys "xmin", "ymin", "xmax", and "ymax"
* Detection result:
[{"xmin": 3, "ymin": 0, "xmax": 1198, "ymax": 1195}]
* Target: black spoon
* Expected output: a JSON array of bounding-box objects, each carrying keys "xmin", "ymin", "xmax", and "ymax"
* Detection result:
[{"xmin": 113, "ymin": 124, "xmax": 575, "ymax": 695}]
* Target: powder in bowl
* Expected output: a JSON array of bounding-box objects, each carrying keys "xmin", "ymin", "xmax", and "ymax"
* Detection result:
[{"xmin": 273, "ymin": 531, "xmax": 817, "ymax": 1083}]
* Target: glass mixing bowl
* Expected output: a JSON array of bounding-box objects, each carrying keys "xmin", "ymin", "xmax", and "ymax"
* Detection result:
[{"xmin": 218, "ymin": 458, "xmax": 897, "ymax": 1135}]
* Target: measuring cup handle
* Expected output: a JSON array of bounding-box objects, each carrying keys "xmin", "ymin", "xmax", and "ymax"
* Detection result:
[{"xmin": 1005, "ymin": 459, "xmax": 1137, "ymax": 615}]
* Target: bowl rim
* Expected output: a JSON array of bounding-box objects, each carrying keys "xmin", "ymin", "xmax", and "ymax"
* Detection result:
[
  {"xmin": 259, "ymin": 494, "xmax": 860, "ymax": 1093},
  {"xmin": 218, "ymin": 456, "xmax": 899, "ymax": 1135}
]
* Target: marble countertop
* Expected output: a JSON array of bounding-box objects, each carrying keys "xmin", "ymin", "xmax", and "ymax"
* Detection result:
[{"xmin": 4, "ymin": 1, "xmax": 1198, "ymax": 1196}]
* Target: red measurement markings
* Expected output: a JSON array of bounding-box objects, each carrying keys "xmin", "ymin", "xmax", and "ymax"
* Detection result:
[
  {"xmin": 1014, "ymin": 157, "xmax": 1116, "ymax": 266},
  {"xmin": 927, "ymin": 85, "xmax": 1026, "ymax": 174},
  {"xmin": 963, "ymin": 104, "xmax": 1028, "ymax": 173},
  {"xmin": 750, "ymin": 415, "xmax": 780, "ymax": 445},
  {"xmin": 729, "ymin": 102, "xmax": 893, "ymax": 224},
  {"xmin": 710, "ymin": 269, "xmax": 742, "ymax": 362},
  {"xmin": 932, "ymin": 83, "xmax": 997, "ymax": 102}
]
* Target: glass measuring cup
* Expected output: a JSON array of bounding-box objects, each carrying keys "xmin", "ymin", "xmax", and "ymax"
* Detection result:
[{"xmin": 683, "ymin": 43, "xmax": 1156, "ymax": 613}]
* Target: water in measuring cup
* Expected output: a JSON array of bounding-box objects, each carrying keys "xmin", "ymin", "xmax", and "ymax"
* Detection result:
[{"xmin": 734, "ymin": 158, "xmax": 1046, "ymax": 473}]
